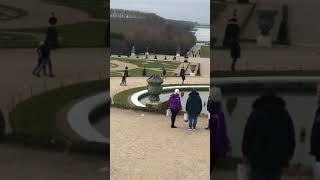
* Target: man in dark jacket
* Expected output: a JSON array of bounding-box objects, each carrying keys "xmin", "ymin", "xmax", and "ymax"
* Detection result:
[
  {"xmin": 186, "ymin": 90, "xmax": 202, "ymax": 129},
  {"xmin": 242, "ymin": 90, "xmax": 295, "ymax": 180},
  {"xmin": 311, "ymin": 104, "xmax": 320, "ymax": 162}
]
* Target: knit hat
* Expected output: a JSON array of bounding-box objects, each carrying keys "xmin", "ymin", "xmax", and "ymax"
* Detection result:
[
  {"xmin": 174, "ymin": 89, "xmax": 180, "ymax": 94},
  {"xmin": 210, "ymin": 86, "xmax": 222, "ymax": 102}
]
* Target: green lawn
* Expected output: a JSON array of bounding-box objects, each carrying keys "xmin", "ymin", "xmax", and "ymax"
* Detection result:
[
  {"xmin": 0, "ymin": 32, "xmax": 39, "ymax": 48},
  {"xmin": 213, "ymin": 70, "xmax": 320, "ymax": 77},
  {"xmin": 3, "ymin": 21, "xmax": 106, "ymax": 48},
  {"xmin": 44, "ymin": 0, "xmax": 107, "ymax": 19},
  {"xmin": 200, "ymin": 46, "xmax": 210, "ymax": 58},
  {"xmin": 11, "ymin": 80, "xmax": 108, "ymax": 144},
  {"xmin": 111, "ymin": 58, "xmax": 181, "ymax": 77}
]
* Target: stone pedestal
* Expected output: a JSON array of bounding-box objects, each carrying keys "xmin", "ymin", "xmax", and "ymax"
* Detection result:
[
  {"xmin": 146, "ymin": 102, "xmax": 162, "ymax": 109},
  {"xmin": 257, "ymin": 35, "xmax": 272, "ymax": 47},
  {"xmin": 131, "ymin": 53, "xmax": 135, "ymax": 57},
  {"xmin": 176, "ymin": 53, "xmax": 180, "ymax": 57},
  {"xmin": 190, "ymin": 72, "xmax": 196, "ymax": 77}
]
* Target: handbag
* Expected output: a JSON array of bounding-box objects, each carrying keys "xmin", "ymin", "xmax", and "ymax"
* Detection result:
[
  {"xmin": 166, "ymin": 109, "xmax": 172, "ymax": 117},
  {"xmin": 314, "ymin": 161, "xmax": 320, "ymax": 180},
  {"xmin": 237, "ymin": 163, "xmax": 250, "ymax": 180},
  {"xmin": 184, "ymin": 113, "xmax": 188, "ymax": 122}
]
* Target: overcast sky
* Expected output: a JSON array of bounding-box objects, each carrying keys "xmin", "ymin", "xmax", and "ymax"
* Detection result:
[{"xmin": 110, "ymin": 0, "xmax": 210, "ymax": 24}]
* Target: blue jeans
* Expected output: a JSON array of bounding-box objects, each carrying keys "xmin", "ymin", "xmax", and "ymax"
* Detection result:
[
  {"xmin": 188, "ymin": 114, "xmax": 198, "ymax": 129},
  {"xmin": 250, "ymin": 168, "xmax": 282, "ymax": 180}
]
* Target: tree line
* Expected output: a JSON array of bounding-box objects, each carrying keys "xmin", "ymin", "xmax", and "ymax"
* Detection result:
[{"xmin": 110, "ymin": 9, "xmax": 197, "ymax": 56}]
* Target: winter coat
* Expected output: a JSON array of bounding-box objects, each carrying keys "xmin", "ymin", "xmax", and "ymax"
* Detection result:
[
  {"xmin": 242, "ymin": 95, "xmax": 295, "ymax": 170},
  {"xmin": 168, "ymin": 94, "xmax": 182, "ymax": 112},
  {"xmin": 186, "ymin": 91, "xmax": 202, "ymax": 117},
  {"xmin": 230, "ymin": 41, "xmax": 240, "ymax": 59},
  {"xmin": 311, "ymin": 106, "xmax": 320, "ymax": 159},
  {"xmin": 209, "ymin": 101, "xmax": 231, "ymax": 158},
  {"xmin": 223, "ymin": 23, "xmax": 240, "ymax": 48}
]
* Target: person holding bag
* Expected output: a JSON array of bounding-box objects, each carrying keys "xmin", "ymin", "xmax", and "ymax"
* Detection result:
[
  {"xmin": 209, "ymin": 86, "xmax": 231, "ymax": 174},
  {"xmin": 168, "ymin": 89, "xmax": 182, "ymax": 128}
]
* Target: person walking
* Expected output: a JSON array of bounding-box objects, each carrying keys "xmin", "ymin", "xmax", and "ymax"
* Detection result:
[
  {"xmin": 310, "ymin": 98, "xmax": 320, "ymax": 169},
  {"xmin": 242, "ymin": 89, "xmax": 295, "ymax": 180},
  {"xmin": 168, "ymin": 89, "xmax": 182, "ymax": 128},
  {"xmin": 180, "ymin": 68, "xmax": 186, "ymax": 84},
  {"xmin": 124, "ymin": 66, "xmax": 129, "ymax": 78},
  {"xmin": 32, "ymin": 41, "xmax": 47, "ymax": 76},
  {"xmin": 34, "ymin": 41, "xmax": 55, "ymax": 77},
  {"xmin": 162, "ymin": 68, "xmax": 167, "ymax": 79},
  {"xmin": 208, "ymin": 87, "xmax": 231, "ymax": 174},
  {"xmin": 120, "ymin": 73, "xmax": 127, "ymax": 86},
  {"xmin": 186, "ymin": 90, "xmax": 203, "ymax": 129},
  {"xmin": 46, "ymin": 12, "xmax": 59, "ymax": 49},
  {"xmin": 230, "ymin": 38, "xmax": 240, "ymax": 72}
]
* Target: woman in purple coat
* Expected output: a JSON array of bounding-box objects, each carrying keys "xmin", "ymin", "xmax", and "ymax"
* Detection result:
[
  {"xmin": 168, "ymin": 89, "xmax": 182, "ymax": 128},
  {"xmin": 209, "ymin": 87, "xmax": 231, "ymax": 174}
]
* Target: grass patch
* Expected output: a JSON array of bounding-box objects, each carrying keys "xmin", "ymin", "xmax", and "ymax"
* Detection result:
[
  {"xmin": 0, "ymin": 32, "xmax": 39, "ymax": 48},
  {"xmin": 113, "ymin": 58, "xmax": 181, "ymax": 69},
  {"xmin": 111, "ymin": 58, "xmax": 181, "ymax": 77},
  {"xmin": 4, "ymin": 21, "xmax": 106, "ymax": 48},
  {"xmin": 200, "ymin": 46, "xmax": 210, "ymax": 58},
  {"xmin": 11, "ymin": 80, "xmax": 108, "ymax": 144},
  {"xmin": 212, "ymin": 70, "xmax": 320, "ymax": 77},
  {"xmin": 44, "ymin": 0, "xmax": 107, "ymax": 19}
]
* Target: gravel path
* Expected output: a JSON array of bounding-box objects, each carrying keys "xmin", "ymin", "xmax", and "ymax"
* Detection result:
[
  {"xmin": 110, "ymin": 108, "xmax": 210, "ymax": 180},
  {"xmin": 0, "ymin": 142, "xmax": 107, "ymax": 180}
]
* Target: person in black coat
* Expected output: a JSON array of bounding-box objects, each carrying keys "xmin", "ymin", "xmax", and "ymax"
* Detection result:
[
  {"xmin": 230, "ymin": 39, "xmax": 240, "ymax": 72},
  {"xmin": 223, "ymin": 18, "xmax": 240, "ymax": 48},
  {"xmin": 242, "ymin": 90, "xmax": 295, "ymax": 180},
  {"xmin": 311, "ymin": 105, "xmax": 320, "ymax": 162},
  {"xmin": 186, "ymin": 90, "xmax": 202, "ymax": 129}
]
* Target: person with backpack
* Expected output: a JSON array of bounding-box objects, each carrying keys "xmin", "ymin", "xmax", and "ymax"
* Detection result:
[{"xmin": 168, "ymin": 89, "xmax": 182, "ymax": 128}]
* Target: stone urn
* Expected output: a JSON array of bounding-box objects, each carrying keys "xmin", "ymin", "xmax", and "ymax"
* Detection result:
[
  {"xmin": 190, "ymin": 64, "xmax": 197, "ymax": 73},
  {"xmin": 256, "ymin": 9, "xmax": 278, "ymax": 36},
  {"xmin": 256, "ymin": 9, "xmax": 278, "ymax": 47},
  {"xmin": 147, "ymin": 74, "xmax": 164, "ymax": 102}
]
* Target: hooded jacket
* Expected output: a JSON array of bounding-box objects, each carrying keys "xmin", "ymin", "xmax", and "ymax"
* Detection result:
[
  {"xmin": 311, "ymin": 106, "xmax": 320, "ymax": 158},
  {"xmin": 168, "ymin": 94, "xmax": 182, "ymax": 112},
  {"xmin": 186, "ymin": 91, "xmax": 202, "ymax": 117},
  {"xmin": 209, "ymin": 101, "xmax": 231, "ymax": 158},
  {"xmin": 242, "ymin": 95, "xmax": 295, "ymax": 170}
]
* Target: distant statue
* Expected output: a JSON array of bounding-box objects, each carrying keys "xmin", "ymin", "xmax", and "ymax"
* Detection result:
[
  {"xmin": 277, "ymin": 5, "xmax": 289, "ymax": 45},
  {"xmin": 131, "ymin": 45, "xmax": 136, "ymax": 56}
]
